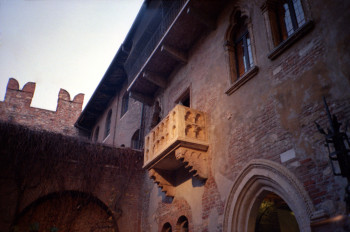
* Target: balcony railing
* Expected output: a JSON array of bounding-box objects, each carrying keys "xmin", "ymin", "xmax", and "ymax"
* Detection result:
[
  {"xmin": 144, "ymin": 104, "xmax": 209, "ymax": 197},
  {"xmin": 144, "ymin": 104, "xmax": 208, "ymax": 168}
]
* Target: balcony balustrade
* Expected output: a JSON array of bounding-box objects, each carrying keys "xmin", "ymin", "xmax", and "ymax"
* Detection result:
[{"xmin": 143, "ymin": 104, "xmax": 208, "ymax": 197}]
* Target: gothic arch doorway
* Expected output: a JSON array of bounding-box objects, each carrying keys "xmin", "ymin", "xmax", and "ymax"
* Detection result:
[
  {"xmin": 223, "ymin": 159, "xmax": 316, "ymax": 232},
  {"xmin": 253, "ymin": 192, "xmax": 299, "ymax": 232}
]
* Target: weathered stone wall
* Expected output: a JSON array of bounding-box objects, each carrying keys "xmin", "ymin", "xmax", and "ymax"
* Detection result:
[
  {"xmin": 141, "ymin": 0, "xmax": 350, "ymax": 231},
  {"xmin": 0, "ymin": 78, "xmax": 84, "ymax": 136}
]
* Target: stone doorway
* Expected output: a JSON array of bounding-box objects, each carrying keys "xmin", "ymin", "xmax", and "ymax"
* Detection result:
[
  {"xmin": 254, "ymin": 192, "xmax": 300, "ymax": 232},
  {"xmin": 223, "ymin": 159, "xmax": 316, "ymax": 232}
]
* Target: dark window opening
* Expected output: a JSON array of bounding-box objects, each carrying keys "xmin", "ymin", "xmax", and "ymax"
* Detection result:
[
  {"xmin": 121, "ymin": 92, "xmax": 129, "ymax": 117},
  {"xmin": 176, "ymin": 216, "xmax": 189, "ymax": 232},
  {"xmin": 150, "ymin": 101, "xmax": 161, "ymax": 129},
  {"xmin": 105, "ymin": 110, "xmax": 112, "ymax": 139},
  {"xmin": 177, "ymin": 89, "xmax": 190, "ymax": 107},
  {"xmin": 232, "ymin": 12, "xmax": 254, "ymax": 78},
  {"xmin": 161, "ymin": 222, "xmax": 172, "ymax": 232},
  {"xmin": 131, "ymin": 129, "xmax": 141, "ymax": 149},
  {"xmin": 269, "ymin": 0, "xmax": 306, "ymax": 46}
]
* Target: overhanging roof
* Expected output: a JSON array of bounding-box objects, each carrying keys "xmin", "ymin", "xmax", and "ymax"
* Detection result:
[
  {"xmin": 75, "ymin": 2, "xmax": 148, "ymax": 131},
  {"xmin": 127, "ymin": 0, "xmax": 228, "ymax": 104},
  {"xmin": 75, "ymin": 0, "xmax": 228, "ymax": 131}
]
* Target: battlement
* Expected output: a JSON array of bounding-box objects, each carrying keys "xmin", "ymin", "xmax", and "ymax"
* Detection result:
[
  {"xmin": 0, "ymin": 78, "xmax": 85, "ymax": 136},
  {"xmin": 4, "ymin": 78, "xmax": 36, "ymax": 107}
]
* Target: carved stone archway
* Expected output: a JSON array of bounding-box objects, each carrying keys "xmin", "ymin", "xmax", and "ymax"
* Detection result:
[{"xmin": 223, "ymin": 159, "xmax": 319, "ymax": 232}]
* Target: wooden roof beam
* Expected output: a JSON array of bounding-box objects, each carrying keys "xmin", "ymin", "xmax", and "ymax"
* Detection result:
[
  {"xmin": 161, "ymin": 44, "xmax": 187, "ymax": 64},
  {"xmin": 186, "ymin": 6, "xmax": 216, "ymax": 31},
  {"xmin": 130, "ymin": 91, "xmax": 154, "ymax": 106},
  {"xmin": 142, "ymin": 71, "xmax": 167, "ymax": 89}
]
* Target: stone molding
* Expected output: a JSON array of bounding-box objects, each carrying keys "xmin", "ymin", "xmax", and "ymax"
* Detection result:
[
  {"xmin": 149, "ymin": 168, "xmax": 176, "ymax": 197},
  {"xmin": 223, "ymin": 159, "xmax": 321, "ymax": 232}
]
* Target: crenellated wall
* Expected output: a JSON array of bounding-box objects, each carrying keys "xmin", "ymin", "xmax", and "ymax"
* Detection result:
[{"xmin": 0, "ymin": 78, "xmax": 84, "ymax": 136}]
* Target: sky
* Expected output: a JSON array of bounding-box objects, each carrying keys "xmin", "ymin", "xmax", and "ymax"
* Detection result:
[{"xmin": 0, "ymin": 0, "xmax": 143, "ymax": 111}]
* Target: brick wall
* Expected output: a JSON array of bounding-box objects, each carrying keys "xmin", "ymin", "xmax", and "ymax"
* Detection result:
[
  {"xmin": 0, "ymin": 78, "xmax": 84, "ymax": 136},
  {"xmin": 140, "ymin": 0, "xmax": 350, "ymax": 231}
]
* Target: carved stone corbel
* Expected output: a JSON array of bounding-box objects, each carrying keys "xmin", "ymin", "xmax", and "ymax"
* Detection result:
[
  {"xmin": 175, "ymin": 147, "xmax": 208, "ymax": 180},
  {"xmin": 148, "ymin": 168, "xmax": 175, "ymax": 197}
]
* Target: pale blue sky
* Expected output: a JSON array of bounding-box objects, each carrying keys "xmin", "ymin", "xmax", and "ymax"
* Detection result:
[{"xmin": 0, "ymin": 0, "xmax": 143, "ymax": 110}]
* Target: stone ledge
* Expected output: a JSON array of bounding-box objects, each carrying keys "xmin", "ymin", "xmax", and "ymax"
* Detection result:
[
  {"xmin": 268, "ymin": 20, "xmax": 315, "ymax": 60},
  {"xmin": 225, "ymin": 66, "xmax": 259, "ymax": 95}
]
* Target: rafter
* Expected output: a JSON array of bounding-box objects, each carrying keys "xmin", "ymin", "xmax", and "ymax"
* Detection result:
[
  {"xmin": 142, "ymin": 71, "xmax": 167, "ymax": 89},
  {"xmin": 161, "ymin": 44, "xmax": 187, "ymax": 64},
  {"xmin": 129, "ymin": 91, "xmax": 154, "ymax": 106},
  {"xmin": 186, "ymin": 6, "xmax": 216, "ymax": 30}
]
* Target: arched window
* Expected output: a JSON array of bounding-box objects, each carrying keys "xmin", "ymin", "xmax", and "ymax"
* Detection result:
[
  {"xmin": 94, "ymin": 126, "xmax": 99, "ymax": 142},
  {"xmin": 176, "ymin": 216, "xmax": 189, "ymax": 232},
  {"xmin": 121, "ymin": 92, "xmax": 129, "ymax": 117},
  {"xmin": 131, "ymin": 129, "xmax": 141, "ymax": 149},
  {"xmin": 232, "ymin": 12, "xmax": 253, "ymax": 78},
  {"xmin": 161, "ymin": 222, "xmax": 172, "ymax": 232},
  {"xmin": 225, "ymin": 10, "xmax": 258, "ymax": 95},
  {"xmin": 105, "ymin": 110, "xmax": 112, "ymax": 138}
]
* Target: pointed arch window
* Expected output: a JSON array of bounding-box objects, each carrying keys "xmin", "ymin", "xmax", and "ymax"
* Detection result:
[
  {"xmin": 161, "ymin": 222, "xmax": 172, "ymax": 232},
  {"xmin": 225, "ymin": 10, "xmax": 258, "ymax": 95},
  {"xmin": 131, "ymin": 129, "xmax": 141, "ymax": 149},
  {"xmin": 176, "ymin": 216, "xmax": 189, "ymax": 232},
  {"xmin": 233, "ymin": 18, "xmax": 254, "ymax": 78}
]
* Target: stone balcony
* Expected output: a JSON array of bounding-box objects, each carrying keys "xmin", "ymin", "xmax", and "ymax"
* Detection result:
[{"xmin": 144, "ymin": 104, "xmax": 209, "ymax": 197}]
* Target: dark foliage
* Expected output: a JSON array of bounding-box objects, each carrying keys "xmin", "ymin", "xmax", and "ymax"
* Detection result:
[{"xmin": 0, "ymin": 121, "xmax": 143, "ymax": 231}]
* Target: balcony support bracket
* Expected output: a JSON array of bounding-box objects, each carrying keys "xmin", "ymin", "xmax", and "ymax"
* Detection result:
[
  {"xmin": 186, "ymin": 6, "xmax": 216, "ymax": 30},
  {"xmin": 149, "ymin": 168, "xmax": 176, "ymax": 197},
  {"xmin": 129, "ymin": 91, "xmax": 154, "ymax": 106},
  {"xmin": 143, "ymin": 71, "xmax": 167, "ymax": 89},
  {"xmin": 161, "ymin": 44, "xmax": 188, "ymax": 64},
  {"xmin": 144, "ymin": 104, "xmax": 209, "ymax": 198},
  {"xmin": 175, "ymin": 147, "xmax": 208, "ymax": 179}
]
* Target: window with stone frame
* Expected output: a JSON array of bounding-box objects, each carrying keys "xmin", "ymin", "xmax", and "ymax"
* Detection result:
[
  {"xmin": 269, "ymin": 0, "xmax": 306, "ymax": 45},
  {"xmin": 131, "ymin": 129, "xmax": 141, "ymax": 149},
  {"xmin": 261, "ymin": 0, "xmax": 314, "ymax": 59},
  {"xmin": 233, "ymin": 14, "xmax": 254, "ymax": 78},
  {"xmin": 104, "ymin": 110, "xmax": 112, "ymax": 139},
  {"xmin": 120, "ymin": 92, "xmax": 129, "ymax": 117},
  {"xmin": 224, "ymin": 10, "xmax": 258, "ymax": 95}
]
